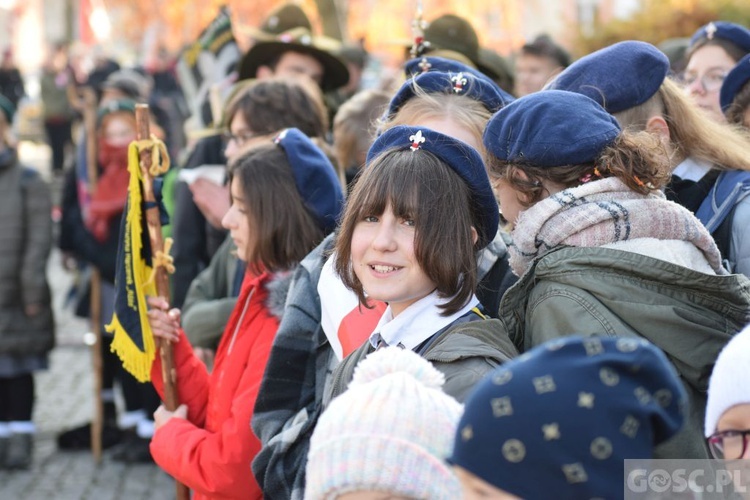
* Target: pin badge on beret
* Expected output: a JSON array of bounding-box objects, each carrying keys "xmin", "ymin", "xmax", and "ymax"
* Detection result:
[
  {"xmin": 409, "ymin": 130, "xmax": 425, "ymax": 151},
  {"xmin": 451, "ymin": 72, "xmax": 467, "ymax": 93},
  {"xmin": 706, "ymin": 22, "xmax": 718, "ymax": 40},
  {"xmin": 273, "ymin": 128, "xmax": 288, "ymax": 144},
  {"xmin": 418, "ymin": 57, "xmax": 432, "ymax": 72}
]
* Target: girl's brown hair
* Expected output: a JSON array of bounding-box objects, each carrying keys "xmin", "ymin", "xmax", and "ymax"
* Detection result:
[
  {"xmin": 228, "ymin": 144, "xmax": 325, "ymax": 274},
  {"xmin": 613, "ymin": 78, "xmax": 750, "ymax": 171},
  {"xmin": 487, "ymin": 131, "xmax": 671, "ymax": 207},
  {"xmin": 334, "ymin": 148, "xmax": 479, "ymax": 316}
]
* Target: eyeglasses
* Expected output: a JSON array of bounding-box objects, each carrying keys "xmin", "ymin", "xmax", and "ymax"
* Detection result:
[
  {"xmin": 222, "ymin": 130, "xmax": 264, "ymax": 148},
  {"xmin": 677, "ymin": 69, "xmax": 728, "ymax": 93},
  {"xmin": 707, "ymin": 429, "xmax": 750, "ymax": 459}
]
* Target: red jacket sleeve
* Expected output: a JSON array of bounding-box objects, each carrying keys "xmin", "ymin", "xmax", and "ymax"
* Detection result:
[
  {"xmin": 148, "ymin": 315, "xmax": 278, "ymax": 499},
  {"xmin": 151, "ymin": 329, "xmax": 210, "ymax": 428}
]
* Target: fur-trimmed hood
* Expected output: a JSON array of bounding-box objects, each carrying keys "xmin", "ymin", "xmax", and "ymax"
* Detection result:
[{"xmin": 264, "ymin": 267, "xmax": 298, "ymax": 321}]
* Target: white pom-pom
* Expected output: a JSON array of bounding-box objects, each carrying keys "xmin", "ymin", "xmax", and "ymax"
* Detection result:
[{"xmin": 349, "ymin": 346, "xmax": 445, "ymax": 390}]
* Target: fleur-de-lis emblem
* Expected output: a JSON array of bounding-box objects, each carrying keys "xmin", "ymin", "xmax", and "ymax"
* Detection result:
[
  {"xmin": 409, "ymin": 130, "xmax": 425, "ymax": 151},
  {"xmin": 706, "ymin": 22, "xmax": 717, "ymax": 40},
  {"xmin": 274, "ymin": 129, "xmax": 289, "ymax": 144},
  {"xmin": 451, "ymin": 72, "xmax": 468, "ymax": 93},
  {"xmin": 418, "ymin": 57, "xmax": 432, "ymax": 73}
]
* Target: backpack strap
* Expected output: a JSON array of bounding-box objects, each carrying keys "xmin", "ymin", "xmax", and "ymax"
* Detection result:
[{"xmin": 695, "ymin": 170, "xmax": 750, "ymax": 233}]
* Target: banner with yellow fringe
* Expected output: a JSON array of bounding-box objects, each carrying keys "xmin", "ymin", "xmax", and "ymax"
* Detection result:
[{"xmin": 105, "ymin": 141, "xmax": 164, "ymax": 382}]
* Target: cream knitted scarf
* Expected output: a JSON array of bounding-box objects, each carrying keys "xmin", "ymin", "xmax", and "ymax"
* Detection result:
[{"xmin": 509, "ymin": 177, "xmax": 723, "ymax": 276}]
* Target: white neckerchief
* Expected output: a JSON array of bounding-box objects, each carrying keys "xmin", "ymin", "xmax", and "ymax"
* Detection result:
[
  {"xmin": 368, "ymin": 291, "xmax": 480, "ymax": 350},
  {"xmin": 673, "ymin": 157, "xmax": 712, "ymax": 182}
]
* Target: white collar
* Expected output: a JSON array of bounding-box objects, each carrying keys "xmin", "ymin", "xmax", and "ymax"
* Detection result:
[
  {"xmin": 673, "ymin": 157, "xmax": 713, "ymax": 182},
  {"xmin": 368, "ymin": 291, "xmax": 480, "ymax": 350}
]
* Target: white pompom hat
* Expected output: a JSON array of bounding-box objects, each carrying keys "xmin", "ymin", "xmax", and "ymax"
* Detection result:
[
  {"xmin": 305, "ymin": 347, "xmax": 463, "ymax": 500},
  {"xmin": 705, "ymin": 324, "xmax": 750, "ymax": 436}
]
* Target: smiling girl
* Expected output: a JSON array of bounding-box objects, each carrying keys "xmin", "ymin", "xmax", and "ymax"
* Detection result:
[{"xmin": 323, "ymin": 125, "xmax": 517, "ymax": 404}]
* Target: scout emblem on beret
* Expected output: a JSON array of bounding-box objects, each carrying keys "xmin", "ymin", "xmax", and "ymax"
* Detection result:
[
  {"xmin": 706, "ymin": 22, "xmax": 717, "ymax": 40},
  {"xmin": 409, "ymin": 130, "xmax": 425, "ymax": 151},
  {"xmin": 418, "ymin": 57, "xmax": 432, "ymax": 72},
  {"xmin": 274, "ymin": 128, "xmax": 289, "ymax": 144},
  {"xmin": 451, "ymin": 72, "xmax": 468, "ymax": 93}
]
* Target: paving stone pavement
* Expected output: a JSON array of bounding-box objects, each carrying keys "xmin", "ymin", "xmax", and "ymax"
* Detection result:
[{"xmin": 0, "ymin": 143, "xmax": 175, "ymax": 499}]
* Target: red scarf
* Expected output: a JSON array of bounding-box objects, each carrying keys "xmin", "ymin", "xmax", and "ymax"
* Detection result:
[{"xmin": 85, "ymin": 141, "xmax": 130, "ymax": 242}]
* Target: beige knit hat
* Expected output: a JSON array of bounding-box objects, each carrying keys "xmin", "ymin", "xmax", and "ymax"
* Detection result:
[{"xmin": 305, "ymin": 347, "xmax": 462, "ymax": 499}]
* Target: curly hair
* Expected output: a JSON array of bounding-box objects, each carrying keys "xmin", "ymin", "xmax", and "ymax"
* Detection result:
[
  {"xmin": 487, "ymin": 131, "xmax": 671, "ymax": 207},
  {"xmin": 725, "ymin": 81, "xmax": 750, "ymax": 126}
]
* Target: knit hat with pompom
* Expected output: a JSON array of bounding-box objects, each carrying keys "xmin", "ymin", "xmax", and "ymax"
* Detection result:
[{"xmin": 304, "ymin": 347, "xmax": 463, "ymax": 500}]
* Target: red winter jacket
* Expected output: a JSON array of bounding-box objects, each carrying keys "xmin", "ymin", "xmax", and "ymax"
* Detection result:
[{"xmin": 150, "ymin": 271, "xmax": 278, "ymax": 500}]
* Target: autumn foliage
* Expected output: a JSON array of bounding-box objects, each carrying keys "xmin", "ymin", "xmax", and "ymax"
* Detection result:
[{"xmin": 573, "ymin": 0, "xmax": 750, "ymax": 57}]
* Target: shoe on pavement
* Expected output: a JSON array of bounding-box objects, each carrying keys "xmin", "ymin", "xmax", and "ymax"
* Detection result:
[
  {"xmin": 57, "ymin": 421, "xmax": 124, "ymax": 450},
  {"xmin": 4, "ymin": 433, "xmax": 32, "ymax": 470}
]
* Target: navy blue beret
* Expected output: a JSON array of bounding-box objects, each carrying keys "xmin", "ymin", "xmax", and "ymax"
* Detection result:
[
  {"xmin": 404, "ymin": 56, "xmax": 487, "ymax": 81},
  {"xmin": 721, "ymin": 53, "xmax": 750, "ymax": 112},
  {"xmin": 366, "ymin": 125, "xmax": 498, "ymax": 248},
  {"xmin": 690, "ymin": 21, "xmax": 750, "ymax": 53},
  {"xmin": 273, "ymin": 128, "xmax": 344, "ymax": 234},
  {"xmin": 387, "ymin": 70, "xmax": 513, "ymax": 118},
  {"xmin": 0, "ymin": 94, "xmax": 14, "ymax": 123},
  {"xmin": 548, "ymin": 41, "xmax": 669, "ymax": 114},
  {"xmin": 449, "ymin": 336, "xmax": 686, "ymax": 499},
  {"xmin": 483, "ymin": 90, "xmax": 621, "ymax": 168}
]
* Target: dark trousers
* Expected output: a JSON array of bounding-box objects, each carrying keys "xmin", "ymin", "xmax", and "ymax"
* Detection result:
[
  {"xmin": 101, "ymin": 335, "xmax": 160, "ymax": 420},
  {"xmin": 44, "ymin": 119, "xmax": 72, "ymax": 172},
  {"xmin": 0, "ymin": 374, "xmax": 34, "ymax": 422}
]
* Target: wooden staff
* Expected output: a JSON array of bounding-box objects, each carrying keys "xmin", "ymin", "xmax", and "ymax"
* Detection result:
[
  {"xmin": 86, "ymin": 98, "xmax": 104, "ymax": 463},
  {"xmin": 73, "ymin": 85, "xmax": 105, "ymax": 463},
  {"xmin": 134, "ymin": 104, "xmax": 189, "ymax": 500}
]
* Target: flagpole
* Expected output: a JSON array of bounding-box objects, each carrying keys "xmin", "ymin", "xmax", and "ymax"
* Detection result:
[
  {"xmin": 82, "ymin": 87, "xmax": 105, "ymax": 464},
  {"xmin": 134, "ymin": 104, "xmax": 189, "ymax": 500},
  {"xmin": 69, "ymin": 84, "xmax": 105, "ymax": 463}
]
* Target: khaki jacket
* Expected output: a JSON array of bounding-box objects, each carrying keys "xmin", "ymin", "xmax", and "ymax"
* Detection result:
[
  {"xmin": 324, "ymin": 316, "xmax": 518, "ymax": 405},
  {"xmin": 498, "ymin": 246, "xmax": 750, "ymax": 459}
]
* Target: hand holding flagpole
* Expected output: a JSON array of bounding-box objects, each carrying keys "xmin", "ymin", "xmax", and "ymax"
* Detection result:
[{"xmin": 133, "ymin": 104, "xmax": 188, "ymax": 499}]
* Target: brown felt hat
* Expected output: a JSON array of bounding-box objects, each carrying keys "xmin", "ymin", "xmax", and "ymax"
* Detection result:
[
  {"xmin": 241, "ymin": 3, "xmax": 313, "ymax": 42},
  {"xmin": 424, "ymin": 14, "xmax": 500, "ymax": 81},
  {"xmin": 238, "ymin": 27, "xmax": 349, "ymax": 92}
]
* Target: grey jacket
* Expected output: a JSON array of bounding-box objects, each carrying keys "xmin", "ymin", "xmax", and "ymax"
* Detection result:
[
  {"xmin": 0, "ymin": 155, "xmax": 54, "ymax": 355},
  {"xmin": 323, "ymin": 316, "xmax": 518, "ymax": 406},
  {"xmin": 498, "ymin": 245, "xmax": 750, "ymax": 459}
]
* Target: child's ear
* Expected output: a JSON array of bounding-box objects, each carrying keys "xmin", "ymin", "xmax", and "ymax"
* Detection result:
[{"xmin": 470, "ymin": 226, "xmax": 479, "ymax": 245}]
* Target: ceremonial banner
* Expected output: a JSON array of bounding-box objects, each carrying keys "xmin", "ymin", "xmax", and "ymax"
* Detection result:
[
  {"xmin": 105, "ymin": 143, "xmax": 161, "ymax": 382},
  {"xmin": 176, "ymin": 6, "xmax": 241, "ymax": 129}
]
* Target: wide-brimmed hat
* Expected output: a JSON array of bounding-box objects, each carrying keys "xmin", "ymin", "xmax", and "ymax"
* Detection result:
[
  {"xmin": 240, "ymin": 3, "xmax": 312, "ymax": 42},
  {"xmin": 238, "ymin": 27, "xmax": 349, "ymax": 92},
  {"xmin": 424, "ymin": 14, "xmax": 500, "ymax": 81}
]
